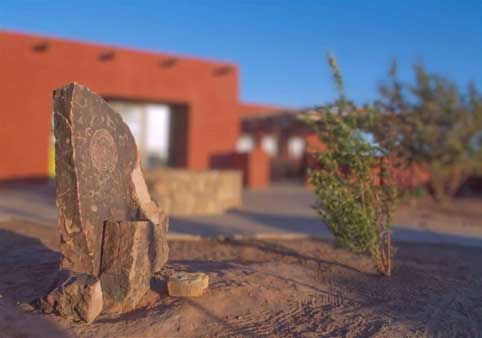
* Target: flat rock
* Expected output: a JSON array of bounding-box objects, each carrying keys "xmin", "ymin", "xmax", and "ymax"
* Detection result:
[
  {"xmin": 167, "ymin": 272, "xmax": 209, "ymax": 298},
  {"xmin": 34, "ymin": 271, "xmax": 103, "ymax": 323},
  {"xmin": 100, "ymin": 221, "xmax": 151, "ymax": 313}
]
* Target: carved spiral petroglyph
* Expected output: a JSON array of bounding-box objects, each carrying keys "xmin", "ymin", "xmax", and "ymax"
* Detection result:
[{"xmin": 90, "ymin": 129, "xmax": 118, "ymax": 173}]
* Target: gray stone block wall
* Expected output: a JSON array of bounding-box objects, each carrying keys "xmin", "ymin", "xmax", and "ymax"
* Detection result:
[{"xmin": 144, "ymin": 169, "xmax": 242, "ymax": 215}]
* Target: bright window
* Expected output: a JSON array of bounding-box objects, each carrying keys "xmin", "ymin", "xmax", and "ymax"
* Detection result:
[
  {"xmin": 236, "ymin": 134, "xmax": 255, "ymax": 153},
  {"xmin": 288, "ymin": 136, "xmax": 305, "ymax": 158},
  {"xmin": 262, "ymin": 135, "xmax": 278, "ymax": 157},
  {"xmin": 110, "ymin": 101, "xmax": 171, "ymax": 168}
]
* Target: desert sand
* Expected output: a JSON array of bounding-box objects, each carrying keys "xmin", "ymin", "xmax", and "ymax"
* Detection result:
[{"xmin": 1, "ymin": 212, "xmax": 481, "ymax": 338}]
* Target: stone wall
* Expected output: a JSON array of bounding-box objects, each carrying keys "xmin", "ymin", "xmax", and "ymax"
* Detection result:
[{"xmin": 144, "ymin": 169, "xmax": 242, "ymax": 216}]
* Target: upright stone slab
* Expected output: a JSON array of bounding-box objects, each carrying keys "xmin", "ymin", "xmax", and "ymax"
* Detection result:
[
  {"xmin": 53, "ymin": 82, "xmax": 168, "ymax": 278},
  {"xmin": 54, "ymin": 83, "xmax": 137, "ymax": 275}
]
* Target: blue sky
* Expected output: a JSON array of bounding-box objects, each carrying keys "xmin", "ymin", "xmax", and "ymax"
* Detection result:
[{"xmin": 1, "ymin": 0, "xmax": 481, "ymax": 108}]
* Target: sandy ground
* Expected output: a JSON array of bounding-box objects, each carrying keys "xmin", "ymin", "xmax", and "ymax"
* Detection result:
[{"xmin": 1, "ymin": 219, "xmax": 481, "ymax": 338}]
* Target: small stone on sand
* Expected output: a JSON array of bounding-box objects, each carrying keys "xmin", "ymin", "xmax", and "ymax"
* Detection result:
[
  {"xmin": 18, "ymin": 302, "xmax": 35, "ymax": 312},
  {"xmin": 167, "ymin": 272, "xmax": 209, "ymax": 298}
]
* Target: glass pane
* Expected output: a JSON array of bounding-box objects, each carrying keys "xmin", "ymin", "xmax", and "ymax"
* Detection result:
[
  {"xmin": 262, "ymin": 135, "xmax": 278, "ymax": 156},
  {"xmin": 145, "ymin": 104, "xmax": 170, "ymax": 167},
  {"xmin": 236, "ymin": 134, "xmax": 255, "ymax": 153},
  {"xmin": 288, "ymin": 137, "xmax": 305, "ymax": 158}
]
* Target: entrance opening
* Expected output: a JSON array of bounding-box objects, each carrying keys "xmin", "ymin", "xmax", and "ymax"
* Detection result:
[{"xmin": 108, "ymin": 99, "xmax": 189, "ymax": 169}]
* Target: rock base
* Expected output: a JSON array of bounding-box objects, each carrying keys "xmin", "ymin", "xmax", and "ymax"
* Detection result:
[{"xmin": 34, "ymin": 271, "xmax": 103, "ymax": 323}]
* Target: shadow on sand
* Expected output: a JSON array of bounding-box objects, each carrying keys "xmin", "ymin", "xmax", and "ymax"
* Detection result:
[{"xmin": 0, "ymin": 227, "xmax": 70, "ymax": 337}]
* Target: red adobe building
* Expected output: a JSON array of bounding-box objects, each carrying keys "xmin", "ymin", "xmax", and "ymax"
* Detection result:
[
  {"xmin": 0, "ymin": 30, "xmax": 432, "ymax": 191},
  {"xmin": 0, "ymin": 30, "xmax": 284, "ymax": 187}
]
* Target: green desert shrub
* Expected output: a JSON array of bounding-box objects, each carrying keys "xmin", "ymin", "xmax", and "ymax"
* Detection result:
[
  {"xmin": 303, "ymin": 54, "xmax": 397, "ymax": 276},
  {"xmin": 373, "ymin": 60, "xmax": 482, "ymax": 201}
]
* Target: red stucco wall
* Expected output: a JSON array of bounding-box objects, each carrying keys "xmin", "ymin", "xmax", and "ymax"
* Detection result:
[
  {"xmin": 0, "ymin": 30, "xmax": 241, "ymax": 180},
  {"xmin": 210, "ymin": 146, "xmax": 270, "ymax": 189}
]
